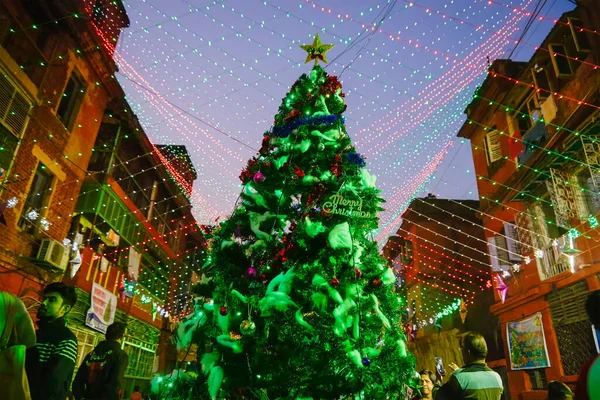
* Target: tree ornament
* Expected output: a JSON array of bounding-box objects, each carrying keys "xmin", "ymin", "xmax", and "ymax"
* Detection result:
[
  {"xmin": 260, "ymin": 136, "xmax": 271, "ymax": 154},
  {"xmin": 330, "ymin": 154, "xmax": 343, "ymax": 178},
  {"xmin": 240, "ymin": 319, "xmax": 256, "ymax": 336},
  {"xmin": 330, "ymin": 277, "xmax": 340, "ymax": 287},
  {"xmin": 220, "ymin": 306, "xmax": 229, "ymax": 316},
  {"xmin": 253, "ymin": 172, "xmax": 266, "ymax": 184},
  {"xmin": 371, "ymin": 278, "xmax": 382, "ymax": 289},
  {"xmin": 247, "ymin": 267, "xmax": 258, "ymax": 278},
  {"xmin": 355, "ymin": 268, "xmax": 362, "ymax": 279},
  {"xmin": 362, "ymin": 357, "xmax": 371, "ymax": 367},
  {"xmin": 294, "ymin": 166, "xmax": 306, "ymax": 178},
  {"xmin": 300, "ymin": 33, "xmax": 335, "ymax": 66}
]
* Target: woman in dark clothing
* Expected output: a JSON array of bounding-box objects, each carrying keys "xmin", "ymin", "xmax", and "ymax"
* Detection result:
[{"xmin": 419, "ymin": 369, "xmax": 439, "ymax": 400}]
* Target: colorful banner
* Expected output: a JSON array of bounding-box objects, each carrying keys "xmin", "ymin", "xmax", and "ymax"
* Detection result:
[
  {"xmin": 86, "ymin": 283, "xmax": 117, "ymax": 334},
  {"xmin": 507, "ymin": 312, "xmax": 551, "ymax": 370}
]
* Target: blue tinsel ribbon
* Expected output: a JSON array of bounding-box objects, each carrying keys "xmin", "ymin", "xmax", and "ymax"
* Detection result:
[
  {"xmin": 347, "ymin": 153, "xmax": 366, "ymax": 167},
  {"xmin": 271, "ymin": 114, "xmax": 343, "ymax": 138}
]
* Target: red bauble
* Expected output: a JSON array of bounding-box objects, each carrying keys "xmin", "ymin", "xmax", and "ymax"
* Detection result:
[
  {"xmin": 371, "ymin": 278, "xmax": 383, "ymax": 288},
  {"xmin": 284, "ymin": 109, "xmax": 301, "ymax": 123},
  {"xmin": 355, "ymin": 268, "xmax": 362, "ymax": 279},
  {"xmin": 330, "ymin": 278, "xmax": 340, "ymax": 287},
  {"xmin": 294, "ymin": 166, "xmax": 305, "ymax": 178},
  {"xmin": 219, "ymin": 306, "xmax": 228, "ymax": 316}
]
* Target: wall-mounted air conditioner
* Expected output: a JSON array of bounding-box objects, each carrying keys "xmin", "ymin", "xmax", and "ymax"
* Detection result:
[{"xmin": 35, "ymin": 239, "xmax": 69, "ymax": 272}]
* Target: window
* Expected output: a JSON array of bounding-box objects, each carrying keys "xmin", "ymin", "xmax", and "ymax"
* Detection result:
[
  {"xmin": 515, "ymin": 112, "xmax": 533, "ymax": 133},
  {"xmin": 526, "ymin": 369, "xmax": 547, "ymax": 390},
  {"xmin": 56, "ymin": 71, "xmax": 85, "ymax": 130},
  {"xmin": 168, "ymin": 220, "xmax": 182, "ymax": 252},
  {"xmin": 483, "ymin": 130, "xmax": 502, "ymax": 165},
  {"xmin": 582, "ymin": 174, "xmax": 600, "ymax": 216},
  {"xmin": 0, "ymin": 69, "xmax": 31, "ymax": 137},
  {"xmin": 502, "ymin": 222, "xmax": 522, "ymax": 262},
  {"xmin": 70, "ymin": 327, "xmax": 100, "ymax": 380},
  {"xmin": 19, "ymin": 163, "xmax": 54, "ymax": 233},
  {"xmin": 548, "ymin": 44, "xmax": 573, "ymax": 78},
  {"xmin": 400, "ymin": 239, "xmax": 413, "ymax": 265},
  {"xmin": 568, "ymin": 17, "xmax": 591, "ymax": 53},
  {"xmin": 123, "ymin": 338, "xmax": 157, "ymax": 379},
  {"xmin": 536, "ymin": 240, "xmax": 569, "ymax": 280},
  {"xmin": 0, "ymin": 124, "xmax": 19, "ymax": 184},
  {"xmin": 549, "ymin": 281, "xmax": 597, "ymax": 375},
  {"xmin": 487, "ymin": 236, "xmax": 510, "ymax": 271},
  {"xmin": 531, "ymin": 65, "xmax": 552, "ymax": 103}
]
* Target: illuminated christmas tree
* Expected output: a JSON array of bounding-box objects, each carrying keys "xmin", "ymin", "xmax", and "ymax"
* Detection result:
[{"xmin": 156, "ymin": 35, "xmax": 416, "ymax": 400}]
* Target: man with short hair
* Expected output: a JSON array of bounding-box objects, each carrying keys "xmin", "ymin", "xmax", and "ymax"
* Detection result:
[
  {"xmin": 437, "ymin": 332, "xmax": 503, "ymax": 400},
  {"xmin": 575, "ymin": 290, "xmax": 600, "ymax": 400},
  {"xmin": 25, "ymin": 282, "xmax": 78, "ymax": 400},
  {"xmin": 72, "ymin": 322, "xmax": 129, "ymax": 400}
]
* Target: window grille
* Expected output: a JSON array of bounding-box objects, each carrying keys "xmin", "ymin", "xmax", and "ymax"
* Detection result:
[
  {"xmin": 526, "ymin": 369, "xmax": 547, "ymax": 390},
  {"xmin": 548, "ymin": 281, "xmax": 596, "ymax": 376},
  {"xmin": 123, "ymin": 338, "xmax": 157, "ymax": 379},
  {"xmin": 70, "ymin": 326, "xmax": 100, "ymax": 380}
]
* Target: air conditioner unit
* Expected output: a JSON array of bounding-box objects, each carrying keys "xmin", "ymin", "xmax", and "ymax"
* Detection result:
[{"xmin": 36, "ymin": 239, "xmax": 69, "ymax": 272}]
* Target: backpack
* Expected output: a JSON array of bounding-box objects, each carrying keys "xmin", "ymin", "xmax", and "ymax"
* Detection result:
[
  {"xmin": 0, "ymin": 292, "xmax": 31, "ymax": 400},
  {"xmin": 84, "ymin": 348, "xmax": 114, "ymax": 391}
]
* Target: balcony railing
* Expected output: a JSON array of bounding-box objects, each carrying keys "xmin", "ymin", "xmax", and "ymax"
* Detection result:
[
  {"xmin": 538, "ymin": 240, "xmax": 570, "ymax": 280},
  {"xmin": 518, "ymin": 121, "xmax": 549, "ymax": 165},
  {"xmin": 76, "ymin": 183, "xmax": 147, "ymax": 247}
]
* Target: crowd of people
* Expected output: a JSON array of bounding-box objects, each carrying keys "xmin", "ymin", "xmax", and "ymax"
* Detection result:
[
  {"xmin": 413, "ymin": 290, "xmax": 600, "ymax": 400},
  {"xmin": 0, "ymin": 282, "xmax": 599, "ymax": 399},
  {"xmin": 0, "ymin": 282, "xmax": 144, "ymax": 400}
]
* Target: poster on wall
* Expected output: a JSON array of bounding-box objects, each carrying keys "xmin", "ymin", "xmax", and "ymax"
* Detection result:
[
  {"xmin": 86, "ymin": 283, "xmax": 117, "ymax": 334},
  {"xmin": 507, "ymin": 312, "xmax": 551, "ymax": 370}
]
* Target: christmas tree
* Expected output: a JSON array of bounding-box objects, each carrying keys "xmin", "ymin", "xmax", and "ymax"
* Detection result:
[{"xmin": 162, "ymin": 35, "xmax": 416, "ymax": 399}]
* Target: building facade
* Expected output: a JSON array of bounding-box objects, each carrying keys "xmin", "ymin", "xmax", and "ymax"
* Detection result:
[
  {"xmin": 0, "ymin": 0, "xmax": 206, "ymax": 397},
  {"xmin": 457, "ymin": 3, "xmax": 600, "ymax": 397},
  {"xmin": 383, "ymin": 196, "xmax": 505, "ymax": 388}
]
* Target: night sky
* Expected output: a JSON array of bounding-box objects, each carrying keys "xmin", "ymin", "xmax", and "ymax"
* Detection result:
[{"xmin": 115, "ymin": 0, "xmax": 574, "ymax": 242}]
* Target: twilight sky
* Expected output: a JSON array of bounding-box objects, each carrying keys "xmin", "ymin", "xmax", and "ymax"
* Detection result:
[{"xmin": 115, "ymin": 0, "xmax": 574, "ymax": 242}]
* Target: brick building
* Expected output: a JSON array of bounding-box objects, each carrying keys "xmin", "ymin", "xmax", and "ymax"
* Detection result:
[
  {"xmin": 457, "ymin": 3, "xmax": 600, "ymax": 397},
  {"xmin": 383, "ymin": 196, "xmax": 505, "ymax": 386},
  {"xmin": 0, "ymin": 0, "xmax": 128, "ymax": 299},
  {"xmin": 0, "ymin": 0, "xmax": 206, "ymax": 396}
]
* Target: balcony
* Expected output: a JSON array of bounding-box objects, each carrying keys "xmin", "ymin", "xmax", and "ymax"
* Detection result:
[
  {"xmin": 518, "ymin": 121, "xmax": 549, "ymax": 165},
  {"xmin": 537, "ymin": 240, "xmax": 571, "ymax": 280},
  {"xmin": 76, "ymin": 183, "xmax": 147, "ymax": 247}
]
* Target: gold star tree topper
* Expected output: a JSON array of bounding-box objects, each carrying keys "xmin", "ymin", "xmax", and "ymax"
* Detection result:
[{"xmin": 300, "ymin": 34, "xmax": 335, "ymax": 66}]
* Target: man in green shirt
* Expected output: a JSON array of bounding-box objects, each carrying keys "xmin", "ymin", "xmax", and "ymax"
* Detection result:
[{"xmin": 438, "ymin": 332, "xmax": 503, "ymax": 400}]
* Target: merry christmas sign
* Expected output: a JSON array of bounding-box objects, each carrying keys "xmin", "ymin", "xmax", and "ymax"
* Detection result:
[
  {"xmin": 507, "ymin": 313, "xmax": 550, "ymax": 370},
  {"xmin": 322, "ymin": 193, "xmax": 373, "ymax": 219},
  {"xmin": 86, "ymin": 283, "xmax": 117, "ymax": 334}
]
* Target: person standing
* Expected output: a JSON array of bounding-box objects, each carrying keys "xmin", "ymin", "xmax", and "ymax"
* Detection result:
[
  {"xmin": 575, "ymin": 290, "xmax": 600, "ymax": 400},
  {"xmin": 25, "ymin": 282, "xmax": 78, "ymax": 400},
  {"xmin": 437, "ymin": 332, "xmax": 503, "ymax": 400},
  {"xmin": 130, "ymin": 385, "xmax": 142, "ymax": 400},
  {"xmin": 548, "ymin": 381, "xmax": 573, "ymax": 400},
  {"xmin": 0, "ymin": 291, "xmax": 37, "ymax": 400},
  {"xmin": 72, "ymin": 322, "xmax": 129, "ymax": 400}
]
